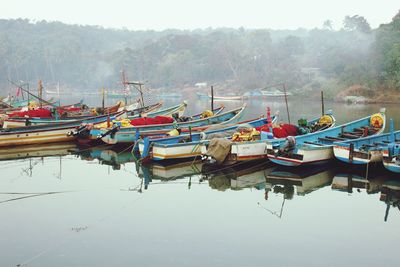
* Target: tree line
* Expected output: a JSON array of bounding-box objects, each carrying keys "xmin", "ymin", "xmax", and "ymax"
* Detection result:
[{"xmin": 0, "ymin": 11, "xmax": 399, "ymax": 98}]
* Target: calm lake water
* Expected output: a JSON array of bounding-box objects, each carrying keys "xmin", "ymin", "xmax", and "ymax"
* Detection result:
[{"xmin": 1, "ymin": 95, "xmax": 399, "ymax": 267}]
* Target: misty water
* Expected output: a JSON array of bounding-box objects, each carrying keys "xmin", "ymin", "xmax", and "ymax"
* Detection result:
[{"xmin": 1, "ymin": 96, "xmax": 400, "ymax": 267}]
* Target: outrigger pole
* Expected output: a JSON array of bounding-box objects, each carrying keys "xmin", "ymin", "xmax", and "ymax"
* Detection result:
[
  {"xmin": 8, "ymin": 79, "xmax": 68, "ymax": 111},
  {"xmin": 125, "ymin": 81, "xmax": 145, "ymax": 108}
]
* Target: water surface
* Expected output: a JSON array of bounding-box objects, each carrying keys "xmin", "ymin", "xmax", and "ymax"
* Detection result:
[{"xmin": 1, "ymin": 96, "xmax": 399, "ymax": 267}]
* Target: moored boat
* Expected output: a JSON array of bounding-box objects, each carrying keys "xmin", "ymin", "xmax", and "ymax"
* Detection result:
[
  {"xmin": 266, "ymin": 109, "xmax": 386, "ymax": 167},
  {"xmin": 333, "ymin": 119, "xmax": 400, "ymax": 165},
  {"xmin": 2, "ymin": 102, "xmax": 162, "ymax": 128},
  {"xmin": 196, "ymin": 92, "xmax": 243, "ymax": 101},
  {"xmin": 201, "ymin": 111, "xmax": 336, "ymax": 165},
  {"xmin": 81, "ymin": 105, "xmax": 245, "ymax": 145},
  {"xmin": 0, "ymin": 111, "xmax": 126, "ymax": 147},
  {"xmin": 138, "ymin": 116, "xmax": 277, "ymax": 161}
]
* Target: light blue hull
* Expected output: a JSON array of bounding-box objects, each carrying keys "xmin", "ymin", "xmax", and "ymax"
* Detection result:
[{"xmin": 384, "ymin": 164, "xmax": 400, "ymax": 173}]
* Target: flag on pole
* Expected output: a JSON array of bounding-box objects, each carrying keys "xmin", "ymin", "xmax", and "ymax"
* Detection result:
[{"xmin": 16, "ymin": 87, "xmax": 21, "ymax": 97}]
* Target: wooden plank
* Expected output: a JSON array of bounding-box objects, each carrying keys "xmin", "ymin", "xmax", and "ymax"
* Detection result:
[{"xmin": 304, "ymin": 141, "xmax": 324, "ymax": 146}]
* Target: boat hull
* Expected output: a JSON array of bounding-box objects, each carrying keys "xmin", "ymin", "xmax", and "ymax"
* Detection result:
[
  {"xmin": 200, "ymin": 140, "xmax": 270, "ymax": 165},
  {"xmin": 333, "ymin": 145, "xmax": 383, "ymax": 165},
  {"xmin": 0, "ymin": 127, "xmax": 77, "ymax": 147},
  {"xmin": 383, "ymin": 150, "xmax": 400, "ymax": 173},
  {"xmin": 267, "ymin": 145, "xmax": 334, "ymax": 167},
  {"xmin": 140, "ymin": 142, "xmax": 202, "ymax": 161},
  {"xmin": 0, "ymin": 112, "xmax": 126, "ymax": 147}
]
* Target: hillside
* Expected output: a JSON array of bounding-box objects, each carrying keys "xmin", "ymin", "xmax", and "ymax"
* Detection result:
[{"xmin": 0, "ymin": 11, "xmax": 399, "ymax": 101}]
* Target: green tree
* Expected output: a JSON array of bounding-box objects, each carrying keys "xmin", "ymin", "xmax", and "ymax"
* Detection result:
[{"xmin": 343, "ymin": 15, "xmax": 371, "ymax": 33}]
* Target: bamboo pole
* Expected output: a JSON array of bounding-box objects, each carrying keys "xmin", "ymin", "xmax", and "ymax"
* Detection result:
[
  {"xmin": 211, "ymin": 86, "xmax": 214, "ymax": 112},
  {"xmin": 321, "ymin": 91, "xmax": 324, "ymax": 115},
  {"xmin": 283, "ymin": 84, "xmax": 290, "ymax": 124},
  {"xmin": 102, "ymin": 88, "xmax": 105, "ymax": 110}
]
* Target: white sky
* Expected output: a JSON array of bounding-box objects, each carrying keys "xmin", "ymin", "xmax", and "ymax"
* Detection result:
[{"xmin": 1, "ymin": 0, "xmax": 399, "ymax": 30}]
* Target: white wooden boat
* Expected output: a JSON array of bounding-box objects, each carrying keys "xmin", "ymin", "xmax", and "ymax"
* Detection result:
[
  {"xmin": 0, "ymin": 111, "xmax": 126, "ymax": 147},
  {"xmin": 138, "ymin": 114, "xmax": 271, "ymax": 161}
]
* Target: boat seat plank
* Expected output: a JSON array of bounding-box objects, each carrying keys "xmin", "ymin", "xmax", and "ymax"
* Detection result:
[
  {"xmin": 340, "ymin": 133, "xmax": 360, "ymax": 139},
  {"xmin": 324, "ymin": 136, "xmax": 347, "ymax": 141},
  {"xmin": 304, "ymin": 141, "xmax": 325, "ymax": 146},
  {"xmin": 360, "ymin": 144, "xmax": 377, "ymax": 148},
  {"xmin": 373, "ymin": 142, "xmax": 388, "ymax": 146}
]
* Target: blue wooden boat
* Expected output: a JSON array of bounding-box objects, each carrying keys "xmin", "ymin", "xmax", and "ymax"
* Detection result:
[
  {"xmin": 266, "ymin": 109, "xmax": 386, "ymax": 167},
  {"xmin": 85, "ymin": 105, "xmax": 246, "ymax": 145},
  {"xmin": 200, "ymin": 111, "xmax": 336, "ymax": 165},
  {"xmin": 333, "ymin": 119, "xmax": 400, "ymax": 165},
  {"xmin": 138, "ymin": 116, "xmax": 277, "ymax": 161}
]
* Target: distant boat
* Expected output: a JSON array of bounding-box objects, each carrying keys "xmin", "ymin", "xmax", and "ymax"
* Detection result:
[
  {"xmin": 45, "ymin": 89, "xmax": 73, "ymax": 95},
  {"xmin": 243, "ymin": 89, "xmax": 263, "ymax": 98},
  {"xmin": 196, "ymin": 92, "xmax": 243, "ymax": 101},
  {"xmin": 196, "ymin": 92, "xmax": 209, "ymax": 99},
  {"xmin": 259, "ymin": 88, "xmax": 292, "ymax": 97},
  {"xmin": 157, "ymin": 92, "xmax": 183, "ymax": 98},
  {"xmin": 107, "ymin": 91, "xmax": 137, "ymax": 99}
]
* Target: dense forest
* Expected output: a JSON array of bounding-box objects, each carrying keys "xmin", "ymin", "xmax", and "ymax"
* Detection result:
[{"xmin": 0, "ymin": 10, "xmax": 399, "ymax": 100}]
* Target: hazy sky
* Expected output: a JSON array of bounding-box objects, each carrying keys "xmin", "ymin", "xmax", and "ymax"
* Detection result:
[{"xmin": 1, "ymin": 0, "xmax": 399, "ymax": 30}]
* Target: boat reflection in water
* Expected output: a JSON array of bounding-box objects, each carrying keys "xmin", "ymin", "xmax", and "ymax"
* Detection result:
[
  {"xmin": 266, "ymin": 164, "xmax": 335, "ymax": 197},
  {"xmin": 1, "ymin": 143, "xmax": 400, "ymax": 223},
  {"xmin": 201, "ymin": 160, "xmax": 272, "ymax": 191},
  {"xmin": 331, "ymin": 165, "xmax": 400, "ymax": 222},
  {"xmin": 331, "ymin": 169, "xmax": 385, "ymax": 194},
  {"xmin": 138, "ymin": 160, "xmax": 203, "ymax": 191},
  {"xmin": 0, "ymin": 142, "xmax": 77, "ymax": 161},
  {"xmin": 74, "ymin": 145, "xmax": 136, "ymax": 170}
]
